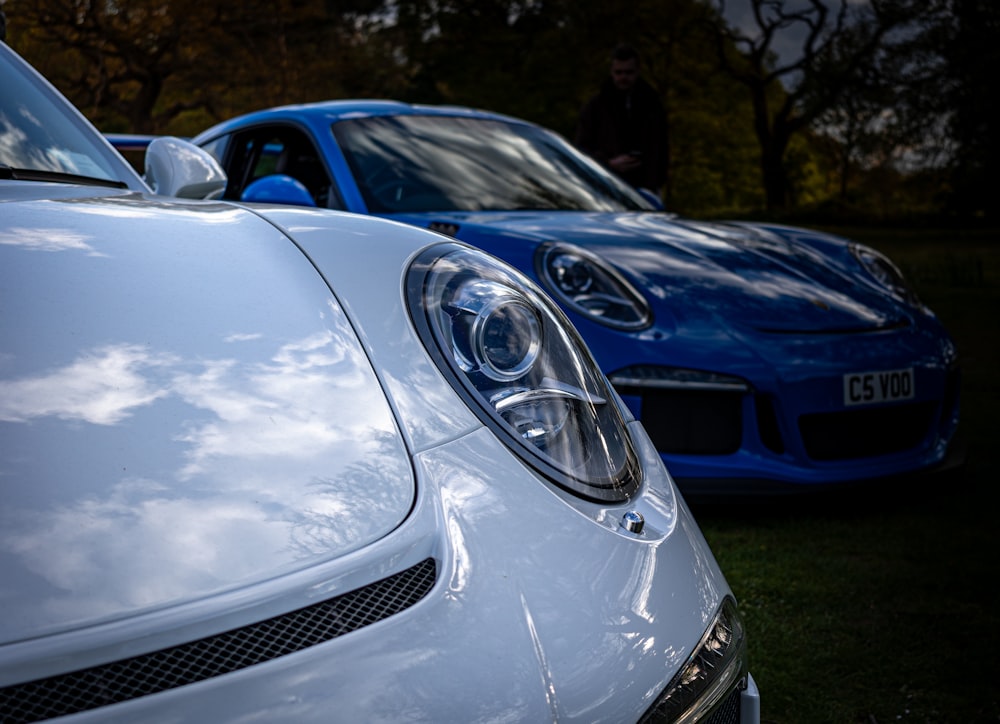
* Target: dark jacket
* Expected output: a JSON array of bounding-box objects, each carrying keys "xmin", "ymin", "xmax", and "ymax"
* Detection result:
[{"xmin": 575, "ymin": 77, "xmax": 667, "ymax": 191}]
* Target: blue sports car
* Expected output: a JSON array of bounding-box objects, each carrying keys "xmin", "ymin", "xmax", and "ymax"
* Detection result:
[{"xmin": 178, "ymin": 101, "xmax": 961, "ymax": 498}]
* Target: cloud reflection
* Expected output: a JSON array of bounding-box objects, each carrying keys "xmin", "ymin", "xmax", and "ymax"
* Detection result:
[
  {"xmin": 5, "ymin": 479, "xmax": 290, "ymax": 618},
  {"xmin": 1, "ymin": 324, "xmax": 412, "ymax": 637},
  {"xmin": 0, "ymin": 226, "xmax": 104, "ymax": 255},
  {"xmin": 173, "ymin": 330, "xmax": 373, "ymax": 477},
  {"xmin": 0, "ymin": 343, "xmax": 172, "ymax": 425}
]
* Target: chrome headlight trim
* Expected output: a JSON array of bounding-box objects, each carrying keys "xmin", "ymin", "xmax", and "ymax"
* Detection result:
[
  {"xmin": 536, "ymin": 242, "xmax": 652, "ymax": 330},
  {"xmin": 641, "ymin": 596, "xmax": 748, "ymax": 724},
  {"xmin": 609, "ymin": 365, "xmax": 751, "ymax": 393},
  {"xmin": 407, "ymin": 243, "xmax": 642, "ymax": 502},
  {"xmin": 850, "ymin": 242, "xmax": 921, "ymax": 306}
]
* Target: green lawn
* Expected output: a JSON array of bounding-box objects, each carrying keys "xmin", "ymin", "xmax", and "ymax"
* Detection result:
[{"xmin": 693, "ymin": 227, "xmax": 1000, "ymax": 723}]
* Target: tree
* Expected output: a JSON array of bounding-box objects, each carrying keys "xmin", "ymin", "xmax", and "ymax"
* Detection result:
[
  {"xmin": 942, "ymin": 0, "xmax": 1000, "ymax": 218},
  {"xmin": 708, "ymin": 0, "xmax": 933, "ymax": 213},
  {"xmin": 637, "ymin": 0, "xmax": 764, "ymax": 211},
  {"xmin": 5, "ymin": 0, "xmax": 391, "ymax": 134},
  {"xmin": 8, "ymin": 0, "xmax": 225, "ymax": 132}
]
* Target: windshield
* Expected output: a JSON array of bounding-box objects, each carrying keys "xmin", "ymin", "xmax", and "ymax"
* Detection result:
[
  {"xmin": 0, "ymin": 46, "xmax": 133, "ymax": 185},
  {"xmin": 332, "ymin": 115, "xmax": 652, "ymax": 214}
]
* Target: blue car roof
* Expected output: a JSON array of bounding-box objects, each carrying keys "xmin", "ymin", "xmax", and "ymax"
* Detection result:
[{"xmin": 199, "ymin": 100, "xmax": 531, "ymax": 137}]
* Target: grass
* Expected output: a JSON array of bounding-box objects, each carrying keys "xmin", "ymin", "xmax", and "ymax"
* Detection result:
[{"xmin": 692, "ymin": 227, "xmax": 1000, "ymax": 723}]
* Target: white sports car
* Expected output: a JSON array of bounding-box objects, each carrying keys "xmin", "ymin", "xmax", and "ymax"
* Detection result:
[{"xmin": 0, "ymin": 42, "xmax": 758, "ymax": 723}]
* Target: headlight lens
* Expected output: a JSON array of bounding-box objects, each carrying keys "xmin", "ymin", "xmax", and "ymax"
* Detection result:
[
  {"xmin": 850, "ymin": 243, "xmax": 921, "ymax": 306},
  {"xmin": 537, "ymin": 243, "xmax": 651, "ymax": 329},
  {"xmin": 641, "ymin": 597, "xmax": 748, "ymax": 724},
  {"xmin": 408, "ymin": 243, "xmax": 641, "ymax": 502},
  {"xmin": 448, "ymin": 279, "xmax": 542, "ymax": 381}
]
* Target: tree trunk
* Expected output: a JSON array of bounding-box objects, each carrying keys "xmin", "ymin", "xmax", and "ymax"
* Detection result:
[
  {"xmin": 750, "ymin": 85, "xmax": 792, "ymax": 213},
  {"xmin": 760, "ymin": 148, "xmax": 789, "ymax": 212}
]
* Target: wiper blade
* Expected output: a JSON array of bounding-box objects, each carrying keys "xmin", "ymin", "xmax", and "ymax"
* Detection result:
[{"xmin": 0, "ymin": 163, "xmax": 128, "ymax": 189}]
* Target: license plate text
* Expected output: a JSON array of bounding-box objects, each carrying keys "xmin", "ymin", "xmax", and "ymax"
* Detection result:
[{"xmin": 843, "ymin": 368, "xmax": 915, "ymax": 406}]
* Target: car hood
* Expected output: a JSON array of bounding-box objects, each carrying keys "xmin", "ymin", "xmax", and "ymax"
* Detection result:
[
  {"xmin": 395, "ymin": 210, "xmax": 906, "ymax": 333},
  {"xmin": 0, "ymin": 191, "xmax": 414, "ymax": 644}
]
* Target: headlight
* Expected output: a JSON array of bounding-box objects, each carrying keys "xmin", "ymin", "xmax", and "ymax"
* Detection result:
[
  {"xmin": 641, "ymin": 597, "xmax": 748, "ymax": 724},
  {"xmin": 407, "ymin": 243, "xmax": 642, "ymax": 502},
  {"xmin": 536, "ymin": 243, "xmax": 651, "ymax": 329},
  {"xmin": 850, "ymin": 243, "xmax": 921, "ymax": 306}
]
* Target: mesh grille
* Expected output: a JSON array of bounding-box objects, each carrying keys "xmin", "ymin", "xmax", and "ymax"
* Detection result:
[
  {"xmin": 1, "ymin": 558, "xmax": 436, "ymax": 723},
  {"xmin": 798, "ymin": 401, "xmax": 937, "ymax": 460},
  {"xmin": 641, "ymin": 678, "xmax": 744, "ymax": 724},
  {"xmin": 706, "ymin": 685, "xmax": 742, "ymax": 724},
  {"xmin": 628, "ymin": 388, "xmax": 744, "ymax": 455}
]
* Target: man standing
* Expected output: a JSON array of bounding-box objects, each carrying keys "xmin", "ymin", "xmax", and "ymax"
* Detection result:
[{"xmin": 576, "ymin": 44, "xmax": 667, "ymax": 194}]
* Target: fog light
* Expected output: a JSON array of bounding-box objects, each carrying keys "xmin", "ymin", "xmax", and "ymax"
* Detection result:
[{"xmin": 641, "ymin": 597, "xmax": 747, "ymax": 723}]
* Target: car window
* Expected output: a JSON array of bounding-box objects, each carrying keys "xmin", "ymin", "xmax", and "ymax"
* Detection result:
[
  {"xmin": 251, "ymin": 141, "xmax": 282, "ymax": 179},
  {"xmin": 0, "ymin": 46, "xmax": 136, "ymax": 186},
  {"xmin": 199, "ymin": 134, "xmax": 230, "ymax": 171},
  {"xmin": 332, "ymin": 115, "xmax": 651, "ymax": 214},
  {"xmin": 205, "ymin": 126, "xmax": 340, "ymax": 209}
]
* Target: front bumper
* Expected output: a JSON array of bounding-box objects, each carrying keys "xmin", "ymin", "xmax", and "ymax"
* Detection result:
[
  {"xmin": 611, "ymin": 335, "xmax": 961, "ymax": 496},
  {"xmin": 0, "ymin": 425, "xmax": 759, "ymax": 723}
]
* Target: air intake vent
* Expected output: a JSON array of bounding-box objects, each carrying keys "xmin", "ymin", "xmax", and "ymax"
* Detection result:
[
  {"xmin": 1, "ymin": 558, "xmax": 437, "ymax": 723},
  {"xmin": 799, "ymin": 402, "xmax": 936, "ymax": 460}
]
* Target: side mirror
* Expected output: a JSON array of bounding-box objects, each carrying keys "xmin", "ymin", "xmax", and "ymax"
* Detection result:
[
  {"xmin": 240, "ymin": 174, "xmax": 317, "ymax": 207},
  {"xmin": 145, "ymin": 137, "xmax": 227, "ymax": 199}
]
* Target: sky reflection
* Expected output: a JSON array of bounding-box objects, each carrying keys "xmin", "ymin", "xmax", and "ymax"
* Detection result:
[
  {"xmin": 0, "ymin": 323, "xmax": 413, "ymax": 641},
  {"xmin": 0, "ymin": 225, "xmax": 104, "ymax": 255},
  {"xmin": 0, "ymin": 343, "xmax": 173, "ymax": 425}
]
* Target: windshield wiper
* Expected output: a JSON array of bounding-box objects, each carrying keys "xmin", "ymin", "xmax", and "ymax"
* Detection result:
[{"xmin": 0, "ymin": 163, "xmax": 128, "ymax": 189}]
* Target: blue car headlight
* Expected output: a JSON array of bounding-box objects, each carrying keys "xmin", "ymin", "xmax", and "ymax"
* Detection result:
[
  {"xmin": 850, "ymin": 242, "xmax": 921, "ymax": 306},
  {"xmin": 407, "ymin": 243, "xmax": 642, "ymax": 502},
  {"xmin": 536, "ymin": 242, "xmax": 651, "ymax": 329}
]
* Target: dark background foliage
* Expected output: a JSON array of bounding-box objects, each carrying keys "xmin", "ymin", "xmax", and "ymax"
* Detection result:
[{"xmin": 4, "ymin": 0, "xmax": 997, "ymax": 220}]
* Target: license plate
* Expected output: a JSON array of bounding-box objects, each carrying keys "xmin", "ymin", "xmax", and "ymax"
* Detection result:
[{"xmin": 843, "ymin": 368, "xmax": 915, "ymax": 406}]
